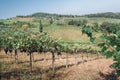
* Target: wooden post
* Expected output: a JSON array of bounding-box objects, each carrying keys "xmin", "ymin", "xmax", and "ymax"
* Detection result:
[
  {"xmin": 66, "ymin": 52, "xmax": 68, "ymax": 68},
  {"xmin": 30, "ymin": 52, "xmax": 32, "ymax": 72},
  {"xmin": 75, "ymin": 48, "xmax": 78, "ymax": 65},
  {"xmin": 51, "ymin": 49, "xmax": 55, "ymax": 71},
  {"xmin": 15, "ymin": 49, "xmax": 18, "ymax": 61}
]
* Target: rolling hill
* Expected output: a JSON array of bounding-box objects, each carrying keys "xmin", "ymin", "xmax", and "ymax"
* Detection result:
[{"xmin": 84, "ymin": 12, "xmax": 120, "ymax": 19}]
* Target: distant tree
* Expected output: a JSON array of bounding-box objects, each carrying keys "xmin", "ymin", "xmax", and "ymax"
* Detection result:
[
  {"xmin": 86, "ymin": 12, "xmax": 120, "ymax": 19},
  {"xmin": 49, "ymin": 17, "xmax": 53, "ymax": 24},
  {"xmin": 100, "ymin": 22, "xmax": 119, "ymax": 33},
  {"xmin": 39, "ymin": 20, "xmax": 43, "ymax": 33},
  {"xmin": 0, "ymin": 22, "xmax": 4, "ymax": 25},
  {"xmin": 68, "ymin": 20, "xmax": 79, "ymax": 26}
]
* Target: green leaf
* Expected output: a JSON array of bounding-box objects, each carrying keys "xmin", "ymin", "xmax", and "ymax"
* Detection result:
[
  {"xmin": 101, "ymin": 46, "xmax": 107, "ymax": 52},
  {"xmin": 103, "ymin": 51, "xmax": 113, "ymax": 58},
  {"xmin": 90, "ymin": 37, "xmax": 95, "ymax": 42},
  {"xmin": 98, "ymin": 43, "xmax": 105, "ymax": 47},
  {"xmin": 116, "ymin": 70, "xmax": 120, "ymax": 76},
  {"xmin": 112, "ymin": 62, "xmax": 118, "ymax": 68},
  {"xmin": 113, "ymin": 52, "xmax": 120, "ymax": 61}
]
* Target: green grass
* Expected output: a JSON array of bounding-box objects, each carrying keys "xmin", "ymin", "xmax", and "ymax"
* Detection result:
[
  {"xmin": 32, "ymin": 24, "xmax": 90, "ymax": 43},
  {"xmin": 30, "ymin": 24, "xmax": 101, "ymax": 50},
  {"xmin": 87, "ymin": 17, "xmax": 120, "ymax": 23},
  {"xmin": 0, "ymin": 19, "xmax": 15, "ymax": 24},
  {"xmin": 60, "ymin": 17, "xmax": 120, "ymax": 24}
]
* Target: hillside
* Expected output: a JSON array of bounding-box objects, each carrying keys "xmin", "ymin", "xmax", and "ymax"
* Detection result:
[
  {"xmin": 16, "ymin": 12, "xmax": 74, "ymax": 18},
  {"xmin": 15, "ymin": 12, "xmax": 120, "ymax": 19},
  {"xmin": 84, "ymin": 12, "xmax": 120, "ymax": 19}
]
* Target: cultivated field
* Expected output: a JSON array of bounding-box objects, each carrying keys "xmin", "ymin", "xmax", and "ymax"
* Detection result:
[
  {"xmin": 0, "ymin": 13, "xmax": 120, "ymax": 80},
  {"xmin": 0, "ymin": 50, "xmax": 116, "ymax": 80}
]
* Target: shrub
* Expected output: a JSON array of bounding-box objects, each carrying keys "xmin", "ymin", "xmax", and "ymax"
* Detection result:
[
  {"xmin": 68, "ymin": 20, "xmax": 79, "ymax": 26},
  {"xmin": 22, "ymin": 24, "xmax": 29, "ymax": 31}
]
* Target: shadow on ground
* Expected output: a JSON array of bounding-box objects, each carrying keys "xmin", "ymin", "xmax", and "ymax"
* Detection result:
[{"xmin": 99, "ymin": 71, "xmax": 117, "ymax": 80}]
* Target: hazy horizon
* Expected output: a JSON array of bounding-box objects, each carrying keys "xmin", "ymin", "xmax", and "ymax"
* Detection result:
[{"xmin": 0, "ymin": 0, "xmax": 120, "ymax": 19}]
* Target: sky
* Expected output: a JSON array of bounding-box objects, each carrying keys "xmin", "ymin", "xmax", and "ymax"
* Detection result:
[{"xmin": 0, "ymin": 0, "xmax": 120, "ymax": 19}]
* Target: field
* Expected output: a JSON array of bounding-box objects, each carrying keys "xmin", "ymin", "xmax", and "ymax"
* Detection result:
[
  {"xmin": 0, "ymin": 50, "xmax": 115, "ymax": 80},
  {"xmin": 0, "ymin": 15, "xmax": 120, "ymax": 80}
]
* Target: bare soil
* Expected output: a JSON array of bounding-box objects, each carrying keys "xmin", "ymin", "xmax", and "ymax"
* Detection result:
[{"xmin": 0, "ymin": 50, "xmax": 117, "ymax": 80}]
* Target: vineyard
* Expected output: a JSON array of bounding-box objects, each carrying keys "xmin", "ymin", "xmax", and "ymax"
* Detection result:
[{"xmin": 0, "ymin": 15, "xmax": 120, "ymax": 80}]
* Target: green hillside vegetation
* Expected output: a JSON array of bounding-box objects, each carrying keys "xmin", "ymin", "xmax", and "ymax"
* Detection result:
[{"xmin": 84, "ymin": 12, "xmax": 120, "ymax": 19}]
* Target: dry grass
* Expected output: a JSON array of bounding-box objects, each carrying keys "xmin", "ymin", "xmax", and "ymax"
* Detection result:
[
  {"xmin": 49, "ymin": 29, "xmax": 89, "ymax": 42},
  {"xmin": 0, "ymin": 50, "xmax": 116, "ymax": 80},
  {"xmin": 63, "ymin": 58, "xmax": 114, "ymax": 80},
  {"xmin": 44, "ymin": 25, "xmax": 89, "ymax": 42},
  {"xmin": 12, "ymin": 17, "xmax": 33, "ymax": 21}
]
